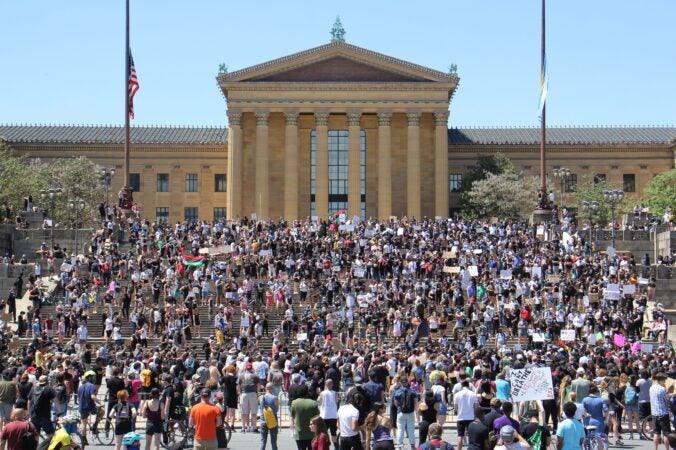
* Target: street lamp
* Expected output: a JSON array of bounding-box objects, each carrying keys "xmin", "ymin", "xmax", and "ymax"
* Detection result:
[
  {"xmin": 553, "ymin": 167, "xmax": 571, "ymax": 210},
  {"xmin": 39, "ymin": 187, "xmax": 63, "ymax": 251},
  {"xmin": 100, "ymin": 167, "xmax": 116, "ymax": 207},
  {"xmin": 582, "ymin": 200, "xmax": 599, "ymax": 254},
  {"xmin": 602, "ymin": 189, "xmax": 624, "ymax": 249},
  {"xmin": 68, "ymin": 198, "xmax": 86, "ymax": 256}
]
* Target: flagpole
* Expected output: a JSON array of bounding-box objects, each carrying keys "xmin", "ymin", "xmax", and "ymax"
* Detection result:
[
  {"xmin": 122, "ymin": 0, "xmax": 132, "ymax": 210},
  {"xmin": 534, "ymin": 0, "xmax": 550, "ymax": 222}
]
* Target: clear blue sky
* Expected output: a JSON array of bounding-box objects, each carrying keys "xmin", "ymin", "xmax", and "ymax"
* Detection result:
[{"xmin": 1, "ymin": 0, "xmax": 675, "ymax": 128}]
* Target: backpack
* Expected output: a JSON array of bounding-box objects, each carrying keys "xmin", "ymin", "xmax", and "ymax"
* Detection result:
[
  {"xmin": 115, "ymin": 403, "xmax": 132, "ymax": 425},
  {"xmin": 263, "ymin": 401, "xmax": 278, "ymax": 429},
  {"xmin": 625, "ymin": 386, "xmax": 637, "ymax": 406},
  {"xmin": 22, "ymin": 422, "xmax": 38, "ymax": 450},
  {"xmin": 141, "ymin": 369, "xmax": 152, "ymax": 388},
  {"xmin": 487, "ymin": 430, "xmax": 498, "ymax": 450},
  {"xmin": 526, "ymin": 426, "xmax": 543, "ymax": 450},
  {"xmin": 419, "ymin": 441, "xmax": 452, "ymax": 450},
  {"xmin": 55, "ymin": 384, "xmax": 68, "ymax": 404},
  {"xmin": 400, "ymin": 388, "xmax": 416, "ymax": 413},
  {"xmin": 30, "ymin": 385, "xmax": 45, "ymax": 414}
]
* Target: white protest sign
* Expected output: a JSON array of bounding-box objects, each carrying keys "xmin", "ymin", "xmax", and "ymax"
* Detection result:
[
  {"xmin": 259, "ymin": 249, "xmax": 272, "ymax": 257},
  {"xmin": 338, "ymin": 225, "xmax": 348, "ymax": 231},
  {"xmin": 443, "ymin": 266, "xmax": 461, "ymax": 274},
  {"xmin": 638, "ymin": 277, "xmax": 650, "ymax": 285},
  {"xmin": 500, "ymin": 270, "xmax": 513, "ymax": 280},
  {"xmin": 60, "ymin": 263, "xmax": 73, "ymax": 273},
  {"xmin": 561, "ymin": 329, "xmax": 576, "ymax": 342},
  {"xmin": 364, "ymin": 229, "xmax": 375, "ymax": 238},
  {"xmin": 251, "ymin": 213, "xmax": 257, "ymax": 221},
  {"xmin": 510, "ymin": 367, "xmax": 555, "ymax": 402},
  {"xmin": 604, "ymin": 290, "xmax": 621, "ymax": 300},
  {"xmin": 296, "ymin": 333, "xmax": 307, "ymax": 341},
  {"xmin": 468, "ymin": 266, "xmax": 479, "ymax": 277},
  {"xmin": 531, "ymin": 266, "xmax": 542, "ymax": 279},
  {"xmin": 345, "ymin": 224, "xmax": 355, "ymax": 232},
  {"xmin": 532, "ymin": 333, "xmax": 545, "ymax": 343},
  {"xmin": 623, "ymin": 284, "xmax": 636, "ymax": 295},
  {"xmin": 606, "ymin": 283, "xmax": 621, "ymax": 292},
  {"xmin": 536, "ymin": 226, "xmax": 545, "ymax": 237},
  {"xmin": 352, "ymin": 215, "xmax": 361, "ymax": 225},
  {"xmin": 397, "ymin": 227, "xmax": 404, "ymax": 236},
  {"xmin": 583, "ymin": 296, "xmax": 590, "ymax": 307},
  {"xmin": 353, "ymin": 268, "xmax": 366, "ymax": 278},
  {"xmin": 641, "ymin": 343, "xmax": 653, "ymax": 353},
  {"xmin": 474, "ymin": 249, "xmax": 483, "ymax": 254}
]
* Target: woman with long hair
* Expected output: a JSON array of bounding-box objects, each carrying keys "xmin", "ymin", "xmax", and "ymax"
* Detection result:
[
  {"xmin": 623, "ymin": 374, "xmax": 640, "ymax": 438},
  {"xmin": 364, "ymin": 403, "xmax": 394, "ymax": 450},
  {"xmin": 417, "ymin": 391, "xmax": 439, "ymax": 444},
  {"xmin": 141, "ymin": 388, "xmax": 164, "ymax": 450},
  {"xmin": 310, "ymin": 415, "xmax": 331, "ymax": 450}
]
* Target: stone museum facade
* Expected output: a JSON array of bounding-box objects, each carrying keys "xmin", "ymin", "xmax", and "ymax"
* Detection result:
[{"xmin": 1, "ymin": 41, "xmax": 674, "ymax": 223}]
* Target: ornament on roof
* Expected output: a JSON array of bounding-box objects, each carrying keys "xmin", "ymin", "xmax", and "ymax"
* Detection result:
[
  {"xmin": 448, "ymin": 64, "xmax": 458, "ymax": 75},
  {"xmin": 330, "ymin": 16, "xmax": 346, "ymax": 43},
  {"xmin": 219, "ymin": 63, "xmax": 228, "ymax": 74}
]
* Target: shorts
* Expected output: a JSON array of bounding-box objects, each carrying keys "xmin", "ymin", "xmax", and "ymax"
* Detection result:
[
  {"xmin": 146, "ymin": 420, "xmax": 163, "ymax": 435},
  {"xmin": 239, "ymin": 392, "xmax": 258, "ymax": 415},
  {"xmin": 0, "ymin": 403, "xmax": 12, "ymax": 420},
  {"xmin": 457, "ymin": 419, "xmax": 473, "ymax": 437},
  {"xmin": 194, "ymin": 439, "xmax": 218, "ymax": 450},
  {"xmin": 654, "ymin": 415, "xmax": 671, "ymax": 435}
]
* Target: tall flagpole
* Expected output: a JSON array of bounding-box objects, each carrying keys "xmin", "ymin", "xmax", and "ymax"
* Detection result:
[
  {"xmin": 122, "ymin": 0, "xmax": 132, "ymax": 210},
  {"xmin": 534, "ymin": 0, "xmax": 551, "ymax": 222}
]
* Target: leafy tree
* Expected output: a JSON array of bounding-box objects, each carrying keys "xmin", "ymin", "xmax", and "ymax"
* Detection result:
[
  {"xmin": 460, "ymin": 152, "xmax": 516, "ymax": 216},
  {"xmin": 464, "ymin": 173, "xmax": 539, "ymax": 219},
  {"xmin": 573, "ymin": 176, "xmax": 627, "ymax": 227},
  {"xmin": 0, "ymin": 141, "xmax": 44, "ymax": 220},
  {"xmin": 641, "ymin": 169, "xmax": 676, "ymax": 217}
]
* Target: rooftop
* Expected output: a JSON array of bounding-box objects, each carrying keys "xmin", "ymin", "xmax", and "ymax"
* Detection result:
[{"xmin": 0, "ymin": 125, "xmax": 227, "ymax": 145}]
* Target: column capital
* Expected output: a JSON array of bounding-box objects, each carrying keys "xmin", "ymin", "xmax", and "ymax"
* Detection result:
[
  {"xmin": 377, "ymin": 111, "xmax": 393, "ymax": 126},
  {"xmin": 314, "ymin": 111, "xmax": 329, "ymax": 127},
  {"xmin": 254, "ymin": 111, "xmax": 270, "ymax": 126},
  {"xmin": 227, "ymin": 110, "xmax": 242, "ymax": 126},
  {"xmin": 347, "ymin": 111, "xmax": 362, "ymax": 127},
  {"xmin": 434, "ymin": 111, "xmax": 449, "ymax": 126},
  {"xmin": 406, "ymin": 112, "xmax": 422, "ymax": 126},
  {"xmin": 284, "ymin": 111, "xmax": 299, "ymax": 126}
]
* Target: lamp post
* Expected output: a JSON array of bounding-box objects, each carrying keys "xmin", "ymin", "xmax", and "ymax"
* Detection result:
[
  {"xmin": 582, "ymin": 200, "xmax": 599, "ymax": 254},
  {"xmin": 603, "ymin": 189, "xmax": 624, "ymax": 249},
  {"xmin": 39, "ymin": 188, "xmax": 63, "ymax": 251},
  {"xmin": 100, "ymin": 167, "xmax": 116, "ymax": 207},
  {"xmin": 553, "ymin": 167, "xmax": 571, "ymax": 210},
  {"xmin": 68, "ymin": 198, "xmax": 86, "ymax": 256}
]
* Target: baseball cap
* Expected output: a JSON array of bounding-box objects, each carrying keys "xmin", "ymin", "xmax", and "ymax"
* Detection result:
[
  {"xmin": 84, "ymin": 370, "xmax": 96, "ymax": 379},
  {"xmin": 577, "ymin": 367, "xmax": 585, "ymax": 374},
  {"xmin": 500, "ymin": 425, "xmax": 516, "ymax": 443},
  {"xmin": 245, "ymin": 362, "xmax": 253, "ymax": 369},
  {"xmin": 38, "ymin": 375, "xmax": 48, "ymax": 385},
  {"xmin": 200, "ymin": 388, "xmax": 211, "ymax": 397}
]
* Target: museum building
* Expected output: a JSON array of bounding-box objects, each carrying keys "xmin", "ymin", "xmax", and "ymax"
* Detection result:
[{"xmin": 1, "ymin": 41, "xmax": 675, "ymax": 223}]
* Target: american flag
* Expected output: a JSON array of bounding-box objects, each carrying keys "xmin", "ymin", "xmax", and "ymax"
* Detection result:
[{"xmin": 128, "ymin": 52, "xmax": 139, "ymax": 119}]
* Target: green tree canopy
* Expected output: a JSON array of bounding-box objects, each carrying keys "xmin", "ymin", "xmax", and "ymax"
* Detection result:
[
  {"xmin": 573, "ymin": 176, "xmax": 627, "ymax": 227},
  {"xmin": 641, "ymin": 169, "xmax": 676, "ymax": 217},
  {"xmin": 460, "ymin": 152, "xmax": 516, "ymax": 217}
]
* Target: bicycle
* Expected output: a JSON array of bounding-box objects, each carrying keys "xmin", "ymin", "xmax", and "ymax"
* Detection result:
[
  {"xmin": 582, "ymin": 425, "xmax": 607, "ymax": 450},
  {"xmin": 82, "ymin": 405, "xmax": 115, "ymax": 446},
  {"xmin": 38, "ymin": 416, "xmax": 86, "ymax": 450},
  {"xmin": 161, "ymin": 418, "xmax": 194, "ymax": 450},
  {"xmin": 639, "ymin": 413, "xmax": 675, "ymax": 441}
]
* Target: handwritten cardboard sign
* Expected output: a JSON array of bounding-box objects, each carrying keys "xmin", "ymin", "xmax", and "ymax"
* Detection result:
[
  {"xmin": 510, "ymin": 367, "xmax": 555, "ymax": 402},
  {"xmin": 561, "ymin": 329, "xmax": 576, "ymax": 342}
]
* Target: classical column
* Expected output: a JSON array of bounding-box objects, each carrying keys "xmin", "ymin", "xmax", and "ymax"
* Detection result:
[
  {"xmin": 255, "ymin": 111, "xmax": 269, "ymax": 219},
  {"xmin": 377, "ymin": 112, "xmax": 392, "ymax": 220},
  {"xmin": 314, "ymin": 112, "xmax": 329, "ymax": 219},
  {"xmin": 347, "ymin": 111, "xmax": 362, "ymax": 219},
  {"xmin": 434, "ymin": 111, "xmax": 450, "ymax": 218},
  {"xmin": 407, "ymin": 112, "xmax": 422, "ymax": 219},
  {"xmin": 226, "ymin": 110, "xmax": 242, "ymax": 219},
  {"xmin": 284, "ymin": 111, "xmax": 299, "ymax": 221}
]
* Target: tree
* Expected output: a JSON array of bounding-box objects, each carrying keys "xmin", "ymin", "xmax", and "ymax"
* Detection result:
[
  {"xmin": 460, "ymin": 152, "xmax": 516, "ymax": 216},
  {"xmin": 464, "ymin": 173, "xmax": 539, "ymax": 219},
  {"xmin": 641, "ymin": 169, "xmax": 676, "ymax": 217},
  {"xmin": 0, "ymin": 141, "xmax": 44, "ymax": 220},
  {"xmin": 573, "ymin": 176, "xmax": 627, "ymax": 227}
]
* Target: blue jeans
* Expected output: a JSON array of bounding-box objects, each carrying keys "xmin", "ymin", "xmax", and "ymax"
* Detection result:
[
  {"xmin": 260, "ymin": 424, "xmax": 278, "ymax": 450},
  {"xmin": 396, "ymin": 412, "xmax": 415, "ymax": 448}
]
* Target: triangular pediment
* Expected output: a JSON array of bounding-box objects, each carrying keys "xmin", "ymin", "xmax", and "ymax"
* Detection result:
[{"xmin": 218, "ymin": 41, "xmax": 458, "ymax": 84}]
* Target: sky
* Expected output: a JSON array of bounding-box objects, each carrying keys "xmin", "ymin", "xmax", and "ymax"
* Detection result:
[{"xmin": 1, "ymin": 1, "xmax": 675, "ymax": 128}]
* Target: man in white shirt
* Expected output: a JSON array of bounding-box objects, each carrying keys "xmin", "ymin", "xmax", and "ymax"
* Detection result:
[{"xmin": 453, "ymin": 380, "xmax": 479, "ymax": 450}]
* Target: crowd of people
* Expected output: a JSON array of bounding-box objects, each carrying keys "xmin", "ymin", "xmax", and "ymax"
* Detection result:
[{"xmin": 0, "ymin": 208, "xmax": 674, "ymax": 450}]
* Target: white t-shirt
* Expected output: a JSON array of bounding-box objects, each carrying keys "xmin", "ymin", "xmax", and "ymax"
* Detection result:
[
  {"xmin": 453, "ymin": 388, "xmax": 478, "ymax": 421},
  {"xmin": 319, "ymin": 389, "xmax": 338, "ymax": 419},
  {"xmin": 337, "ymin": 404, "xmax": 359, "ymax": 437}
]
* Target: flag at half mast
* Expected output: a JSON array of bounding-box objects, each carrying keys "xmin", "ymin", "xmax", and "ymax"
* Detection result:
[
  {"xmin": 128, "ymin": 52, "xmax": 139, "ymax": 119},
  {"xmin": 538, "ymin": 55, "xmax": 548, "ymax": 117}
]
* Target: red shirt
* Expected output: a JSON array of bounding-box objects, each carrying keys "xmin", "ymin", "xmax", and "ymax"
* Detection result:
[
  {"xmin": 190, "ymin": 401, "xmax": 221, "ymax": 441},
  {"xmin": 312, "ymin": 434, "xmax": 330, "ymax": 450},
  {"xmin": 1, "ymin": 421, "xmax": 37, "ymax": 450}
]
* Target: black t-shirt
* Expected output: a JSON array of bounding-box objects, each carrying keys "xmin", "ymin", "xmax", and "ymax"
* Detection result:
[
  {"xmin": 467, "ymin": 420, "xmax": 489, "ymax": 450},
  {"xmin": 106, "ymin": 376, "xmax": 125, "ymax": 402},
  {"xmin": 521, "ymin": 422, "xmax": 550, "ymax": 450},
  {"xmin": 31, "ymin": 385, "xmax": 56, "ymax": 417}
]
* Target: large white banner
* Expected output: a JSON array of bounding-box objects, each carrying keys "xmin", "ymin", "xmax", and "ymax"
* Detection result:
[
  {"xmin": 510, "ymin": 367, "xmax": 555, "ymax": 402},
  {"xmin": 561, "ymin": 329, "xmax": 576, "ymax": 342}
]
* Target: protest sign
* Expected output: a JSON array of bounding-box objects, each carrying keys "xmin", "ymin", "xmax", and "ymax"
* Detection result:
[
  {"xmin": 531, "ymin": 266, "xmax": 542, "ymax": 279},
  {"xmin": 259, "ymin": 249, "xmax": 272, "ymax": 257},
  {"xmin": 364, "ymin": 229, "xmax": 375, "ymax": 238},
  {"xmin": 561, "ymin": 329, "xmax": 576, "ymax": 342},
  {"xmin": 532, "ymin": 333, "xmax": 545, "ymax": 343},
  {"xmin": 443, "ymin": 266, "xmax": 461, "ymax": 274},
  {"xmin": 641, "ymin": 343, "xmax": 653, "ymax": 353},
  {"xmin": 60, "ymin": 262, "xmax": 72, "ymax": 273},
  {"xmin": 604, "ymin": 290, "xmax": 621, "ymax": 301},
  {"xmin": 638, "ymin": 277, "xmax": 650, "ymax": 285},
  {"xmin": 510, "ymin": 367, "xmax": 555, "ymax": 402},
  {"xmin": 345, "ymin": 224, "xmax": 355, "ymax": 232},
  {"xmin": 468, "ymin": 266, "xmax": 479, "ymax": 277},
  {"xmin": 397, "ymin": 227, "xmax": 404, "ymax": 236},
  {"xmin": 500, "ymin": 270, "xmax": 513, "ymax": 280},
  {"xmin": 623, "ymin": 284, "xmax": 636, "ymax": 295},
  {"xmin": 442, "ymin": 251, "xmax": 456, "ymax": 259},
  {"xmin": 606, "ymin": 283, "xmax": 620, "ymax": 292},
  {"xmin": 296, "ymin": 333, "xmax": 307, "ymax": 341},
  {"xmin": 613, "ymin": 334, "xmax": 626, "ymax": 347},
  {"xmin": 353, "ymin": 268, "xmax": 366, "ymax": 278}
]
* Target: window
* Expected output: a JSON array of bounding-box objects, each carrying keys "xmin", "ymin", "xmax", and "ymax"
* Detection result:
[
  {"xmin": 157, "ymin": 174, "xmax": 169, "ymax": 192},
  {"xmin": 156, "ymin": 207, "xmax": 169, "ymax": 224},
  {"xmin": 213, "ymin": 207, "xmax": 226, "ymax": 221},
  {"xmin": 310, "ymin": 129, "xmax": 366, "ymax": 217},
  {"xmin": 449, "ymin": 173, "xmax": 463, "ymax": 192},
  {"xmin": 564, "ymin": 174, "xmax": 577, "ymax": 193},
  {"xmin": 623, "ymin": 174, "xmax": 636, "ymax": 192},
  {"xmin": 594, "ymin": 174, "xmax": 606, "ymax": 184},
  {"xmin": 185, "ymin": 173, "xmax": 198, "ymax": 192},
  {"xmin": 214, "ymin": 174, "xmax": 226, "ymax": 192},
  {"xmin": 184, "ymin": 207, "xmax": 198, "ymax": 222},
  {"xmin": 128, "ymin": 173, "xmax": 140, "ymax": 192}
]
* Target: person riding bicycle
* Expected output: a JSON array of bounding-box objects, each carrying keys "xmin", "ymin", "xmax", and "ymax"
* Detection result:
[
  {"xmin": 76, "ymin": 371, "xmax": 102, "ymax": 443},
  {"xmin": 47, "ymin": 428, "xmax": 80, "ymax": 450}
]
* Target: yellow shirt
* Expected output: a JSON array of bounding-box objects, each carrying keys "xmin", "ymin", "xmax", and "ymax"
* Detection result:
[{"xmin": 48, "ymin": 428, "xmax": 72, "ymax": 450}]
